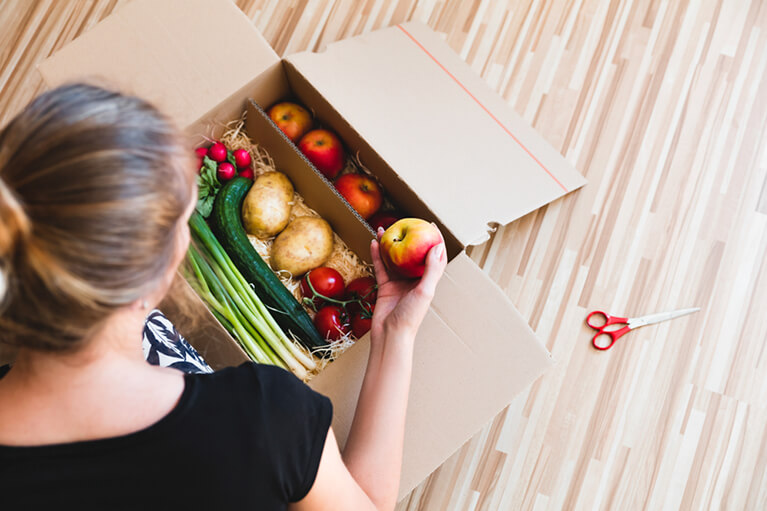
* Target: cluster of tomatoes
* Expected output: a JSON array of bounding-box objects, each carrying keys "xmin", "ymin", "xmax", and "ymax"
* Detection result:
[{"xmin": 300, "ymin": 267, "xmax": 377, "ymax": 340}]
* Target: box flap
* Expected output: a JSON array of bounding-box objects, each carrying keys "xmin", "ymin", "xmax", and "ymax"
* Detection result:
[
  {"xmin": 37, "ymin": 0, "xmax": 279, "ymax": 130},
  {"xmin": 287, "ymin": 21, "xmax": 586, "ymax": 246},
  {"xmin": 309, "ymin": 252, "xmax": 553, "ymax": 500}
]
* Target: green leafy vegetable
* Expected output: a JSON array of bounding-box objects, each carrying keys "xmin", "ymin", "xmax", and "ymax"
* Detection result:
[{"xmin": 196, "ymin": 156, "xmax": 221, "ymax": 218}]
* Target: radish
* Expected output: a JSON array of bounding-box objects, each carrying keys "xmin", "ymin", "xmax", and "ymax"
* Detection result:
[
  {"xmin": 208, "ymin": 142, "xmax": 228, "ymax": 163},
  {"xmin": 233, "ymin": 149, "xmax": 251, "ymax": 168},
  {"xmin": 195, "ymin": 146, "xmax": 208, "ymax": 169},
  {"xmin": 239, "ymin": 167, "xmax": 254, "ymax": 179},
  {"xmin": 217, "ymin": 162, "xmax": 236, "ymax": 181}
]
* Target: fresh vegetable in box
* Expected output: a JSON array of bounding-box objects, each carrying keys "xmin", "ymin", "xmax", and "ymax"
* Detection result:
[
  {"xmin": 301, "ymin": 267, "xmax": 345, "ymax": 308},
  {"xmin": 217, "ymin": 161, "xmax": 236, "ymax": 181},
  {"xmin": 208, "ymin": 141, "xmax": 228, "ymax": 163},
  {"xmin": 211, "ymin": 177, "xmax": 327, "ymax": 349},
  {"xmin": 351, "ymin": 304, "xmax": 374, "ymax": 338},
  {"xmin": 345, "ymin": 276, "xmax": 377, "ymax": 313},
  {"xmin": 187, "ymin": 212, "xmax": 317, "ymax": 379},
  {"xmin": 270, "ymin": 216, "xmax": 334, "ymax": 276},
  {"xmin": 242, "ymin": 171, "xmax": 294, "ymax": 238},
  {"xmin": 314, "ymin": 305, "xmax": 350, "ymax": 341}
]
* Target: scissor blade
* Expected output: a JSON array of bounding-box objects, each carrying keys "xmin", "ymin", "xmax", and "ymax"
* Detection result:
[{"xmin": 629, "ymin": 307, "xmax": 701, "ymax": 328}]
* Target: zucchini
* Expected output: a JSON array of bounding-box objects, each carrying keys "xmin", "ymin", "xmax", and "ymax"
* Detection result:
[{"xmin": 210, "ymin": 177, "xmax": 328, "ymax": 349}]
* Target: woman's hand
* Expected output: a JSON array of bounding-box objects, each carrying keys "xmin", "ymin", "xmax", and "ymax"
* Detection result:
[{"xmin": 368, "ymin": 226, "xmax": 447, "ymax": 342}]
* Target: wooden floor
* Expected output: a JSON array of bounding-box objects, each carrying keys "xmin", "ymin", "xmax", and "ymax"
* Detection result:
[{"xmin": 2, "ymin": 0, "xmax": 766, "ymax": 509}]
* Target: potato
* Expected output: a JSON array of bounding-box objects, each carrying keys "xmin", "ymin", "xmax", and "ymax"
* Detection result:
[
  {"xmin": 242, "ymin": 172, "xmax": 294, "ymax": 238},
  {"xmin": 270, "ymin": 217, "xmax": 334, "ymax": 276}
]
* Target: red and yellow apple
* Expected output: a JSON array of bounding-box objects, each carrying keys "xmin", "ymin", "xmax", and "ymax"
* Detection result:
[
  {"xmin": 335, "ymin": 173, "xmax": 382, "ymax": 219},
  {"xmin": 298, "ymin": 129, "xmax": 346, "ymax": 179},
  {"xmin": 379, "ymin": 218, "xmax": 442, "ymax": 278},
  {"xmin": 268, "ymin": 102, "xmax": 312, "ymax": 142}
]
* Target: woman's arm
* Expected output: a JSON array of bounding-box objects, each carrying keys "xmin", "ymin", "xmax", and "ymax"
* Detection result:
[{"xmin": 291, "ymin": 227, "xmax": 446, "ymax": 511}]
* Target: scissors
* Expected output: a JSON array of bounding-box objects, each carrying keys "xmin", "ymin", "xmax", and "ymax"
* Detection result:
[{"xmin": 586, "ymin": 307, "xmax": 700, "ymax": 350}]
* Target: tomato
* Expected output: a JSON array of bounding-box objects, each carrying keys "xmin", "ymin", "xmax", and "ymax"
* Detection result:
[
  {"xmin": 345, "ymin": 276, "xmax": 377, "ymax": 313},
  {"xmin": 301, "ymin": 267, "xmax": 345, "ymax": 307},
  {"xmin": 351, "ymin": 303, "xmax": 374, "ymax": 338},
  {"xmin": 314, "ymin": 305, "xmax": 350, "ymax": 340}
]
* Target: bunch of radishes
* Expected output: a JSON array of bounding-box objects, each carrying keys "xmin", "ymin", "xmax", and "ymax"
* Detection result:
[{"xmin": 196, "ymin": 141, "xmax": 254, "ymax": 181}]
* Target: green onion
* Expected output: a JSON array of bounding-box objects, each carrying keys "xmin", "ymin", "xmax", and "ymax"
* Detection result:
[{"xmin": 186, "ymin": 213, "xmax": 316, "ymax": 379}]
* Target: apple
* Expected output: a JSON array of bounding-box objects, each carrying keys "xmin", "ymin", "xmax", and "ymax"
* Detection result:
[
  {"xmin": 268, "ymin": 102, "xmax": 313, "ymax": 142},
  {"xmin": 298, "ymin": 129, "xmax": 345, "ymax": 179},
  {"xmin": 368, "ymin": 211, "xmax": 400, "ymax": 232},
  {"xmin": 335, "ymin": 173, "xmax": 382, "ymax": 220},
  {"xmin": 380, "ymin": 218, "xmax": 442, "ymax": 278}
]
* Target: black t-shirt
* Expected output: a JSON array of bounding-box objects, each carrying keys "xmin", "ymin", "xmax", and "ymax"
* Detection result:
[{"xmin": 0, "ymin": 362, "xmax": 333, "ymax": 509}]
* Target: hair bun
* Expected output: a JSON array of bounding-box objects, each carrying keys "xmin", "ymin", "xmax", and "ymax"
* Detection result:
[{"xmin": 0, "ymin": 177, "xmax": 30, "ymax": 260}]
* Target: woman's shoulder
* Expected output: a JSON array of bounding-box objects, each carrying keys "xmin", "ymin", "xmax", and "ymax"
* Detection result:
[{"xmin": 189, "ymin": 362, "xmax": 323, "ymax": 411}]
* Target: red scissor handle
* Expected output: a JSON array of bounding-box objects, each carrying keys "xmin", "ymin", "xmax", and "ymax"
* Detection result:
[{"xmin": 586, "ymin": 311, "xmax": 631, "ymax": 350}]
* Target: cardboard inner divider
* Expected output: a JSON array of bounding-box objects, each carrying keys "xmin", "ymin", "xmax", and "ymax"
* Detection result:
[
  {"xmin": 258, "ymin": 61, "xmax": 464, "ymax": 259},
  {"xmin": 245, "ymin": 99, "xmax": 374, "ymax": 264}
]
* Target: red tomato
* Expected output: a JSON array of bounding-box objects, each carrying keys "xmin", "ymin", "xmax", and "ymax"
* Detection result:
[
  {"xmin": 301, "ymin": 267, "xmax": 345, "ymax": 307},
  {"xmin": 314, "ymin": 305, "xmax": 350, "ymax": 341},
  {"xmin": 351, "ymin": 303, "xmax": 374, "ymax": 338},
  {"xmin": 345, "ymin": 276, "xmax": 377, "ymax": 312}
]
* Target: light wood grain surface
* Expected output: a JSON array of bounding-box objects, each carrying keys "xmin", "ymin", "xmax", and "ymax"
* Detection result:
[{"xmin": 2, "ymin": 1, "xmax": 766, "ymax": 509}]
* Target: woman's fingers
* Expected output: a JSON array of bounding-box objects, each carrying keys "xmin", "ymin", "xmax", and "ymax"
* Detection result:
[
  {"xmin": 370, "ymin": 238, "xmax": 390, "ymax": 286},
  {"xmin": 416, "ymin": 242, "xmax": 447, "ymax": 298}
]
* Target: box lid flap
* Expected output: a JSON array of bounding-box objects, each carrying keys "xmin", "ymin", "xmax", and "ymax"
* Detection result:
[
  {"xmin": 37, "ymin": 0, "xmax": 279, "ymax": 129},
  {"xmin": 309, "ymin": 252, "xmax": 553, "ymax": 500},
  {"xmin": 287, "ymin": 21, "xmax": 586, "ymax": 246}
]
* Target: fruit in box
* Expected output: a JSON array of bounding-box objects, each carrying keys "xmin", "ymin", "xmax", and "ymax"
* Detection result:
[
  {"xmin": 314, "ymin": 305, "xmax": 350, "ymax": 341},
  {"xmin": 345, "ymin": 276, "xmax": 377, "ymax": 313},
  {"xmin": 301, "ymin": 267, "xmax": 345, "ymax": 308},
  {"xmin": 268, "ymin": 102, "xmax": 313, "ymax": 142},
  {"xmin": 298, "ymin": 129, "xmax": 345, "ymax": 179},
  {"xmin": 334, "ymin": 173, "xmax": 382, "ymax": 220},
  {"xmin": 369, "ymin": 211, "xmax": 400, "ymax": 231},
  {"xmin": 380, "ymin": 218, "xmax": 442, "ymax": 278}
]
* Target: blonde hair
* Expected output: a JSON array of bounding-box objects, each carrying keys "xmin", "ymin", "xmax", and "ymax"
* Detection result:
[{"xmin": 0, "ymin": 83, "xmax": 195, "ymax": 351}]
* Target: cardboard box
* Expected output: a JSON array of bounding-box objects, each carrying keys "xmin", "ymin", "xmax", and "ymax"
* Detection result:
[{"xmin": 39, "ymin": 0, "xmax": 586, "ymax": 500}]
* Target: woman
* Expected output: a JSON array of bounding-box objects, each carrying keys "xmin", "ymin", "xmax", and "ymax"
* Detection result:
[{"xmin": 0, "ymin": 84, "xmax": 446, "ymax": 510}]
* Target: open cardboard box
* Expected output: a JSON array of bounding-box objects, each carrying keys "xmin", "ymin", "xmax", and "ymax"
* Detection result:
[{"xmin": 38, "ymin": 0, "xmax": 586, "ymax": 500}]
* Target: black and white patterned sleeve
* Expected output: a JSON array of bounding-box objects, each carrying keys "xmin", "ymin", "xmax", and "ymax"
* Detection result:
[{"xmin": 142, "ymin": 309, "xmax": 213, "ymax": 374}]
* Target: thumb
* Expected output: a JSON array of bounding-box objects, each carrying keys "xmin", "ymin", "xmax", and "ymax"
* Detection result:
[{"xmin": 417, "ymin": 242, "xmax": 447, "ymax": 296}]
